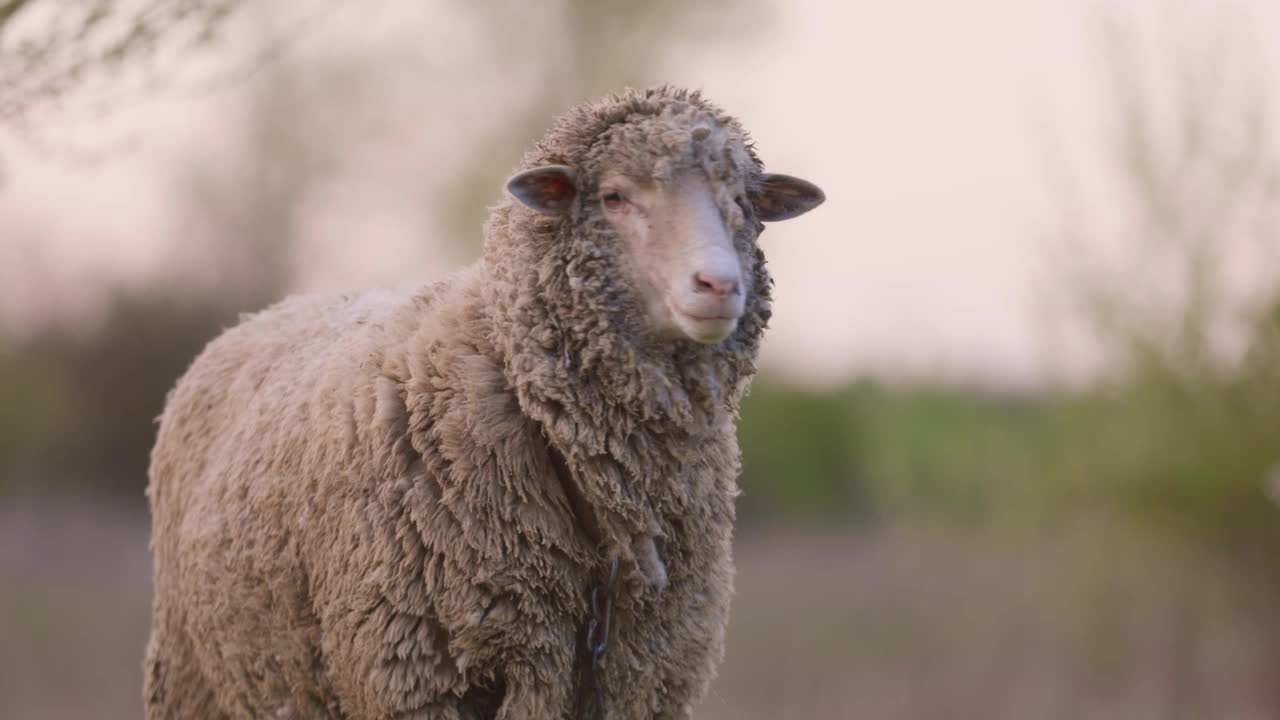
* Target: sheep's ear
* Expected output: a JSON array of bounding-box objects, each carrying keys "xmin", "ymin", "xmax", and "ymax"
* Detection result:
[
  {"xmin": 750, "ymin": 173, "xmax": 825, "ymax": 222},
  {"xmin": 506, "ymin": 165, "xmax": 578, "ymax": 215}
]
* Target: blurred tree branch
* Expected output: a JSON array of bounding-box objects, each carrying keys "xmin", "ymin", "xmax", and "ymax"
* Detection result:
[
  {"xmin": 1059, "ymin": 6, "xmax": 1279, "ymax": 386},
  {"xmin": 0, "ymin": 1, "xmax": 32, "ymax": 28},
  {"xmin": 0, "ymin": 0, "xmax": 244, "ymax": 124}
]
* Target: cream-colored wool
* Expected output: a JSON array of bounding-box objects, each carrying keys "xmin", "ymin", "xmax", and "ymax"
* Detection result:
[{"xmin": 145, "ymin": 87, "xmax": 814, "ymax": 719}]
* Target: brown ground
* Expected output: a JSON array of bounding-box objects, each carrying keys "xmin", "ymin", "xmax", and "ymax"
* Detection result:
[{"xmin": 1, "ymin": 500, "xmax": 1274, "ymax": 719}]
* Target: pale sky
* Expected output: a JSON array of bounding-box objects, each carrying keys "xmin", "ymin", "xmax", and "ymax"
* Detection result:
[{"xmin": 3, "ymin": 0, "xmax": 1278, "ymax": 388}]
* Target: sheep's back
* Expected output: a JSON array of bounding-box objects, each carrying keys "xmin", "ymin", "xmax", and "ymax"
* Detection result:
[
  {"xmin": 146, "ymin": 285, "xmax": 432, "ymax": 715},
  {"xmin": 150, "ymin": 286, "xmax": 411, "ymax": 509}
]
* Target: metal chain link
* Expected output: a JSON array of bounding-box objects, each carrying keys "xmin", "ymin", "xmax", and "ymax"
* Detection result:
[{"xmin": 576, "ymin": 555, "xmax": 620, "ymax": 720}]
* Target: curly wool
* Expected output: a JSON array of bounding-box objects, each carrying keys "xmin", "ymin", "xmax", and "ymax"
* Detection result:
[{"xmin": 145, "ymin": 87, "xmax": 774, "ymax": 719}]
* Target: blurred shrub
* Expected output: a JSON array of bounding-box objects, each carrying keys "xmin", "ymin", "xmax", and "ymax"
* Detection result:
[
  {"xmin": 738, "ymin": 380, "xmax": 1076, "ymax": 528},
  {"xmin": 736, "ymin": 381, "xmax": 866, "ymax": 524},
  {"xmin": 0, "ymin": 289, "xmax": 235, "ymax": 498},
  {"xmin": 1072, "ymin": 341, "xmax": 1280, "ymax": 555},
  {"xmin": 1048, "ymin": 7, "xmax": 1280, "ymax": 558}
]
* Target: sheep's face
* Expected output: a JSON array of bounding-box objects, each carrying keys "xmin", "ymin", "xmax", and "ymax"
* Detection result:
[
  {"xmin": 506, "ymin": 127, "xmax": 824, "ymax": 346},
  {"xmin": 592, "ymin": 168, "xmax": 746, "ymax": 344}
]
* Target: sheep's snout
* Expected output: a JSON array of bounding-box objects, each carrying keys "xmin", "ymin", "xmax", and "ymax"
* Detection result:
[
  {"xmin": 662, "ymin": 192, "xmax": 745, "ymax": 345},
  {"xmin": 667, "ymin": 248, "xmax": 745, "ymax": 345},
  {"xmin": 693, "ymin": 270, "xmax": 740, "ymax": 298}
]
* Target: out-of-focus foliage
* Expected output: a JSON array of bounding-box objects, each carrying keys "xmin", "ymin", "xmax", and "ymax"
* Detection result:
[
  {"xmin": 0, "ymin": 0, "xmax": 245, "ymax": 124},
  {"xmin": 736, "ymin": 382, "xmax": 1085, "ymax": 527},
  {"xmin": 0, "ymin": 290, "xmax": 229, "ymax": 496},
  {"xmin": 742, "ymin": 6, "xmax": 1280, "ymax": 563},
  {"xmin": 735, "ymin": 381, "xmax": 866, "ymax": 523},
  {"xmin": 0, "ymin": 32, "xmax": 320, "ymax": 498},
  {"xmin": 1051, "ymin": 9, "xmax": 1280, "ymax": 556}
]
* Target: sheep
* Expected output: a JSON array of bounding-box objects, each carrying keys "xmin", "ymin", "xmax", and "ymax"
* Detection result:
[{"xmin": 144, "ymin": 86, "xmax": 825, "ymax": 720}]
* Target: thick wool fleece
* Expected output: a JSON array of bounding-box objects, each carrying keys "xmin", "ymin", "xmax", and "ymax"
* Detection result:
[{"xmin": 145, "ymin": 87, "xmax": 774, "ymax": 720}]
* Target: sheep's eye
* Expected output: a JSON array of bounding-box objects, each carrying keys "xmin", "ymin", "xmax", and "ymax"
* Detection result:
[{"xmin": 602, "ymin": 191, "xmax": 626, "ymax": 210}]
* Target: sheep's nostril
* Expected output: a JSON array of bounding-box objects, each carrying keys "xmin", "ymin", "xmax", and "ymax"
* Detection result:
[{"xmin": 693, "ymin": 272, "xmax": 740, "ymax": 297}]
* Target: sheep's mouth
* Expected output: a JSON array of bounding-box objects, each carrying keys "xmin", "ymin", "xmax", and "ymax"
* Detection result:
[
  {"xmin": 668, "ymin": 302, "xmax": 741, "ymax": 344},
  {"xmin": 682, "ymin": 312, "xmax": 738, "ymax": 323}
]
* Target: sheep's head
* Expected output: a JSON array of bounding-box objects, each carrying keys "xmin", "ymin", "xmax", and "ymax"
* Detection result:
[{"xmin": 505, "ymin": 108, "xmax": 824, "ymax": 346}]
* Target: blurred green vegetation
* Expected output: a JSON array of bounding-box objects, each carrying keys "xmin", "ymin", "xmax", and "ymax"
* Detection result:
[
  {"xmin": 737, "ymin": 369, "xmax": 1280, "ymax": 554},
  {"xmin": 0, "ymin": 290, "xmax": 237, "ymax": 497}
]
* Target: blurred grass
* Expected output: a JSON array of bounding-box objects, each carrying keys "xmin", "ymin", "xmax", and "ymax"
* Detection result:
[
  {"xmin": 0, "ymin": 500, "xmax": 151, "ymax": 720},
  {"xmin": 697, "ymin": 525, "xmax": 1277, "ymax": 720},
  {"xmin": 6, "ymin": 502, "xmax": 1275, "ymax": 719}
]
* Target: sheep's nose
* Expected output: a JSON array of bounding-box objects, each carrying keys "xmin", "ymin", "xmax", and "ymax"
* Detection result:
[{"xmin": 693, "ymin": 271, "xmax": 740, "ymax": 297}]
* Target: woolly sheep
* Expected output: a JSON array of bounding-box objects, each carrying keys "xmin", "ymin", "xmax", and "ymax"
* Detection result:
[{"xmin": 144, "ymin": 86, "xmax": 825, "ymax": 719}]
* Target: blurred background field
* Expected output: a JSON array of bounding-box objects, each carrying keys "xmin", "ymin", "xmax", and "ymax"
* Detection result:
[{"xmin": 5, "ymin": 1, "xmax": 1280, "ymax": 718}]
